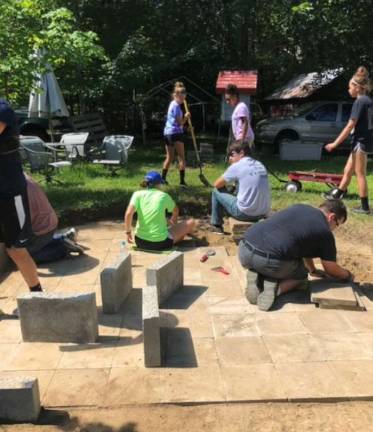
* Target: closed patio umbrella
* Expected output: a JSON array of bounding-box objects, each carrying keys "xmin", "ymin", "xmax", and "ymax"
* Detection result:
[{"xmin": 28, "ymin": 53, "xmax": 69, "ymax": 141}]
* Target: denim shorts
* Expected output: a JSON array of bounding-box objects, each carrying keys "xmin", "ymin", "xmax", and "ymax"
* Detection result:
[
  {"xmin": 164, "ymin": 134, "xmax": 184, "ymax": 146},
  {"xmin": 238, "ymin": 240, "xmax": 308, "ymax": 281}
]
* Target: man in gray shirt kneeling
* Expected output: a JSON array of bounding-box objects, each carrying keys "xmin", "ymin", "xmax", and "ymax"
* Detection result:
[{"xmin": 210, "ymin": 141, "xmax": 271, "ymax": 234}]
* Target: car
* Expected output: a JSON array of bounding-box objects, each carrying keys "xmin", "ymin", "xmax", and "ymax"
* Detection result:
[{"xmin": 255, "ymin": 101, "xmax": 353, "ymax": 152}]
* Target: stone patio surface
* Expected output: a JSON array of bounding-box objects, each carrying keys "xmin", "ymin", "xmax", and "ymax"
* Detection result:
[{"xmin": 1, "ymin": 221, "xmax": 373, "ymax": 407}]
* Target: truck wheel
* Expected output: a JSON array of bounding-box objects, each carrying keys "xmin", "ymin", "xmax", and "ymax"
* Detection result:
[{"xmin": 285, "ymin": 180, "xmax": 302, "ymax": 193}]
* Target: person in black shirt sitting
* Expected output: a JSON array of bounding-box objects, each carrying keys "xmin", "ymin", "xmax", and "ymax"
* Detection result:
[
  {"xmin": 0, "ymin": 99, "xmax": 42, "ymax": 295},
  {"xmin": 239, "ymin": 200, "xmax": 352, "ymax": 311}
]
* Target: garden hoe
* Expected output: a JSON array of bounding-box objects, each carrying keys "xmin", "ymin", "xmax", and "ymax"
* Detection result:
[{"xmin": 183, "ymin": 100, "xmax": 212, "ymax": 187}]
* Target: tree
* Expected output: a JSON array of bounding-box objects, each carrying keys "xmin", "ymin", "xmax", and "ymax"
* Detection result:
[{"xmin": 0, "ymin": 0, "xmax": 106, "ymax": 105}]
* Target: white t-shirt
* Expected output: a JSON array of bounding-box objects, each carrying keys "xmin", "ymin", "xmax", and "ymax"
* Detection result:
[
  {"xmin": 223, "ymin": 157, "xmax": 271, "ymax": 217},
  {"xmin": 232, "ymin": 102, "xmax": 254, "ymax": 142}
]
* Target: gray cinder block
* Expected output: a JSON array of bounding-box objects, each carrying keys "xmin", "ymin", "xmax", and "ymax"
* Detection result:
[
  {"xmin": 142, "ymin": 285, "xmax": 161, "ymax": 367},
  {"xmin": 146, "ymin": 251, "xmax": 184, "ymax": 305},
  {"xmin": 100, "ymin": 252, "xmax": 132, "ymax": 314},
  {"xmin": 17, "ymin": 292, "xmax": 98, "ymax": 343},
  {"xmin": 0, "ymin": 377, "xmax": 40, "ymax": 422}
]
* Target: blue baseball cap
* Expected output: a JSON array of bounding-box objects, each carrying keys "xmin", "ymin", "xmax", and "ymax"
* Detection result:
[{"xmin": 145, "ymin": 171, "xmax": 165, "ymax": 185}]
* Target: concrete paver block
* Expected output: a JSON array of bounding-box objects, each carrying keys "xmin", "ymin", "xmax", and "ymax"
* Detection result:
[
  {"xmin": 100, "ymin": 252, "xmax": 132, "ymax": 314},
  {"xmin": 0, "ymin": 377, "xmax": 40, "ymax": 422},
  {"xmin": 17, "ymin": 293, "xmax": 98, "ymax": 343},
  {"xmin": 142, "ymin": 285, "xmax": 161, "ymax": 367},
  {"xmin": 228, "ymin": 217, "xmax": 254, "ymax": 235},
  {"xmin": 310, "ymin": 279, "xmax": 358, "ymax": 309},
  {"xmin": 146, "ymin": 251, "xmax": 184, "ymax": 305}
]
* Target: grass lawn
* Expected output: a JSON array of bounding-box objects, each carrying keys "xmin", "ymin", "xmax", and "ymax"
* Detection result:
[{"xmin": 28, "ymin": 145, "xmax": 373, "ymax": 226}]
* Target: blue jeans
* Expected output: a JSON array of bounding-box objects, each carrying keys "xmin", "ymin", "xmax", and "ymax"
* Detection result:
[{"xmin": 211, "ymin": 188, "xmax": 262, "ymax": 226}]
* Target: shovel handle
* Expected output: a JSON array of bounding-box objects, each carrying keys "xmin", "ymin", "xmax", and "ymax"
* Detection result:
[{"xmin": 183, "ymin": 100, "xmax": 202, "ymax": 165}]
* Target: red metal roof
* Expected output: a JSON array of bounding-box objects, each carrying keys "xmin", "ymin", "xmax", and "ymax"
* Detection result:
[{"xmin": 216, "ymin": 70, "xmax": 258, "ymax": 95}]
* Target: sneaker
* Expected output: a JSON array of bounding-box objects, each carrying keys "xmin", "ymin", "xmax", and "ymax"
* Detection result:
[
  {"xmin": 64, "ymin": 228, "xmax": 77, "ymax": 242},
  {"xmin": 322, "ymin": 189, "xmax": 344, "ymax": 200},
  {"xmin": 245, "ymin": 271, "xmax": 262, "ymax": 305},
  {"xmin": 179, "ymin": 182, "xmax": 188, "ymax": 189},
  {"xmin": 163, "ymin": 179, "xmax": 169, "ymax": 186},
  {"xmin": 257, "ymin": 279, "xmax": 278, "ymax": 311},
  {"xmin": 209, "ymin": 225, "xmax": 224, "ymax": 235},
  {"xmin": 63, "ymin": 238, "xmax": 85, "ymax": 255},
  {"xmin": 352, "ymin": 207, "xmax": 371, "ymax": 215}
]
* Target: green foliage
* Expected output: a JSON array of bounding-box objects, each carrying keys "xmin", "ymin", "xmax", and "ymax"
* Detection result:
[{"xmin": 0, "ymin": 0, "xmax": 106, "ymax": 105}]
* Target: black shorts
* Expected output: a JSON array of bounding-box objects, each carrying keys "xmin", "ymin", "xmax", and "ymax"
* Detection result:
[
  {"xmin": 164, "ymin": 134, "xmax": 184, "ymax": 147},
  {"xmin": 351, "ymin": 140, "xmax": 373, "ymax": 154},
  {"xmin": 135, "ymin": 235, "xmax": 174, "ymax": 251},
  {"xmin": 0, "ymin": 190, "xmax": 33, "ymax": 248}
]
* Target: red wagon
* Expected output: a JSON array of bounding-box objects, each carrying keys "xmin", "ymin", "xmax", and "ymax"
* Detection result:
[{"xmin": 285, "ymin": 171, "xmax": 343, "ymax": 193}]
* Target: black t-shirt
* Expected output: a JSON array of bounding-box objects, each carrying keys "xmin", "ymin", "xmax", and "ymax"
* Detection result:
[
  {"xmin": 244, "ymin": 204, "xmax": 337, "ymax": 261},
  {"xmin": 0, "ymin": 105, "xmax": 26, "ymax": 198},
  {"xmin": 350, "ymin": 95, "xmax": 373, "ymax": 146}
]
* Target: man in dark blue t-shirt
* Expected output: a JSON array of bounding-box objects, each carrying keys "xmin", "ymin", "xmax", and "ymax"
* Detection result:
[
  {"xmin": 239, "ymin": 200, "xmax": 352, "ymax": 311},
  {"xmin": 0, "ymin": 99, "xmax": 42, "ymax": 299}
]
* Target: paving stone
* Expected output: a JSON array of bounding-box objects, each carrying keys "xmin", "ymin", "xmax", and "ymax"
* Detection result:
[
  {"xmin": 256, "ymin": 312, "xmax": 308, "ymax": 335},
  {"xmin": 215, "ymin": 336, "xmax": 271, "ymax": 366},
  {"xmin": 146, "ymin": 251, "xmax": 184, "ymax": 305},
  {"xmin": 100, "ymin": 252, "xmax": 133, "ymax": 314},
  {"xmin": 314, "ymin": 332, "xmax": 372, "ymax": 361},
  {"xmin": 44, "ymin": 368, "xmax": 110, "ymax": 407},
  {"xmin": 160, "ymin": 365, "xmax": 226, "ymax": 403},
  {"xmin": 203, "ymin": 279, "xmax": 243, "ymax": 297},
  {"xmin": 142, "ymin": 285, "xmax": 161, "ymax": 367},
  {"xmin": 5, "ymin": 343, "xmax": 63, "ymax": 371},
  {"xmin": 263, "ymin": 334, "xmax": 327, "ymax": 363},
  {"xmin": 342, "ymin": 311, "xmax": 373, "ymax": 333},
  {"xmin": 329, "ymin": 360, "xmax": 373, "ymax": 398},
  {"xmin": 221, "ymin": 364, "xmax": 287, "ymax": 401},
  {"xmin": 276, "ymin": 362, "xmax": 347, "ymax": 401},
  {"xmin": 0, "ymin": 377, "xmax": 40, "ymax": 422},
  {"xmin": 160, "ymin": 309, "xmax": 214, "ymax": 338},
  {"xmin": 207, "ymin": 296, "xmax": 256, "ymax": 315},
  {"xmin": 17, "ymin": 292, "xmax": 98, "ymax": 343},
  {"xmin": 228, "ymin": 217, "xmax": 254, "ymax": 234},
  {"xmin": 212, "ymin": 313, "xmax": 259, "ymax": 337},
  {"xmin": 310, "ymin": 279, "xmax": 357, "ymax": 308},
  {"xmin": 58, "ymin": 343, "xmax": 116, "ymax": 369},
  {"xmin": 0, "ymin": 320, "xmax": 22, "ymax": 343},
  {"xmin": 111, "ymin": 337, "xmax": 144, "ymax": 367},
  {"xmin": 299, "ymin": 310, "xmax": 354, "ymax": 333},
  {"xmin": 163, "ymin": 330, "xmax": 218, "ymax": 367},
  {"xmin": 105, "ymin": 367, "xmax": 164, "ymax": 405}
]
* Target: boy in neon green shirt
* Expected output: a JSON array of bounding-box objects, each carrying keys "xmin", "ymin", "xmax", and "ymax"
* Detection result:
[{"xmin": 124, "ymin": 171, "xmax": 195, "ymax": 250}]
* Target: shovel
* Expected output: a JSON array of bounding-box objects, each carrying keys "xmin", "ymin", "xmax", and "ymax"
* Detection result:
[{"xmin": 183, "ymin": 100, "xmax": 212, "ymax": 187}]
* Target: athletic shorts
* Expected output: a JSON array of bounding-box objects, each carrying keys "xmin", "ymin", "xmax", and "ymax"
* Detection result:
[
  {"xmin": 135, "ymin": 235, "xmax": 174, "ymax": 251},
  {"xmin": 164, "ymin": 134, "xmax": 184, "ymax": 146},
  {"xmin": 351, "ymin": 140, "xmax": 373, "ymax": 154},
  {"xmin": 0, "ymin": 190, "xmax": 33, "ymax": 248}
]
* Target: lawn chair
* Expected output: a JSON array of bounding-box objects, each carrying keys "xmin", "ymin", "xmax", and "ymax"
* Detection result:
[
  {"xmin": 93, "ymin": 135, "xmax": 134, "ymax": 175},
  {"xmin": 20, "ymin": 136, "xmax": 72, "ymax": 184},
  {"xmin": 60, "ymin": 132, "xmax": 89, "ymax": 162}
]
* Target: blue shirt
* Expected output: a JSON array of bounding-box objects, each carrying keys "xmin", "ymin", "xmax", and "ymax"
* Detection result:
[
  {"xmin": 223, "ymin": 157, "xmax": 271, "ymax": 217},
  {"xmin": 164, "ymin": 101, "xmax": 183, "ymax": 136}
]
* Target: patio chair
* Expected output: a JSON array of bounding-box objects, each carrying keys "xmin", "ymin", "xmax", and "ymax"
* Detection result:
[
  {"xmin": 20, "ymin": 136, "xmax": 72, "ymax": 184},
  {"xmin": 60, "ymin": 132, "xmax": 89, "ymax": 162},
  {"xmin": 93, "ymin": 135, "xmax": 134, "ymax": 175}
]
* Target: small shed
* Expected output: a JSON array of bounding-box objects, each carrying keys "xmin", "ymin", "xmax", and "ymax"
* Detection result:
[{"xmin": 216, "ymin": 70, "xmax": 258, "ymax": 121}]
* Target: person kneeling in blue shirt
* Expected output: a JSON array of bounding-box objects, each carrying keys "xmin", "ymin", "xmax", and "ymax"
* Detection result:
[{"xmin": 210, "ymin": 141, "xmax": 271, "ymax": 234}]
